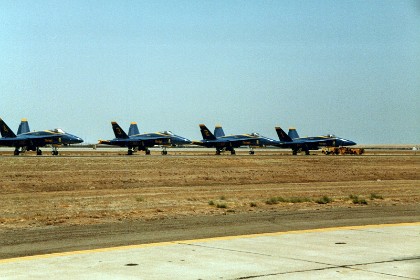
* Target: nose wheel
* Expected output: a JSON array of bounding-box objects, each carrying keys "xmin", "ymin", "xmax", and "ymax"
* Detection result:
[{"xmin": 51, "ymin": 147, "xmax": 59, "ymax": 156}]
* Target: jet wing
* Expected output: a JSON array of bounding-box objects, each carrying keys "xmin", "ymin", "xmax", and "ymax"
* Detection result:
[
  {"xmin": 0, "ymin": 134, "xmax": 62, "ymax": 146},
  {"xmin": 196, "ymin": 137, "xmax": 261, "ymax": 148},
  {"xmin": 18, "ymin": 134, "xmax": 62, "ymax": 140},
  {"xmin": 274, "ymin": 138, "xmax": 336, "ymax": 149},
  {"xmin": 128, "ymin": 135, "xmax": 171, "ymax": 145},
  {"xmin": 191, "ymin": 140, "xmax": 206, "ymax": 146},
  {"xmin": 293, "ymin": 138, "xmax": 337, "ymax": 147},
  {"xmin": 0, "ymin": 138, "xmax": 18, "ymax": 146},
  {"xmin": 272, "ymin": 141, "xmax": 295, "ymax": 148},
  {"xmin": 232, "ymin": 138, "xmax": 261, "ymax": 146},
  {"xmin": 108, "ymin": 136, "xmax": 171, "ymax": 147},
  {"xmin": 225, "ymin": 135, "xmax": 265, "ymax": 147}
]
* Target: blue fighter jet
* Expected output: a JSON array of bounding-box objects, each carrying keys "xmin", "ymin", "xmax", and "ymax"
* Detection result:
[
  {"xmin": 99, "ymin": 121, "xmax": 191, "ymax": 155},
  {"xmin": 193, "ymin": 124, "xmax": 278, "ymax": 155},
  {"xmin": 0, "ymin": 118, "xmax": 83, "ymax": 156},
  {"xmin": 274, "ymin": 126, "xmax": 356, "ymax": 155}
]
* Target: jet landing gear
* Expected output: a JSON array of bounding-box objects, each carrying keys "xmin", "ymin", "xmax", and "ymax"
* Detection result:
[
  {"xmin": 13, "ymin": 147, "xmax": 58, "ymax": 156},
  {"xmin": 127, "ymin": 147, "xmax": 139, "ymax": 155},
  {"xmin": 215, "ymin": 148, "xmax": 236, "ymax": 155},
  {"xmin": 126, "ymin": 148, "xmax": 151, "ymax": 155},
  {"xmin": 249, "ymin": 147, "xmax": 255, "ymax": 155},
  {"xmin": 51, "ymin": 147, "xmax": 59, "ymax": 156},
  {"xmin": 161, "ymin": 147, "xmax": 168, "ymax": 155},
  {"xmin": 292, "ymin": 148, "xmax": 310, "ymax": 155}
]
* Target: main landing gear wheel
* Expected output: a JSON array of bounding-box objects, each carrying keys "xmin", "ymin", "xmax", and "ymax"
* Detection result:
[
  {"xmin": 36, "ymin": 148, "xmax": 42, "ymax": 156},
  {"xmin": 145, "ymin": 149, "xmax": 151, "ymax": 155},
  {"xmin": 127, "ymin": 150, "xmax": 133, "ymax": 155},
  {"xmin": 215, "ymin": 150, "xmax": 221, "ymax": 155},
  {"xmin": 14, "ymin": 149, "xmax": 20, "ymax": 156},
  {"xmin": 230, "ymin": 150, "xmax": 236, "ymax": 155},
  {"xmin": 249, "ymin": 150, "xmax": 255, "ymax": 155}
]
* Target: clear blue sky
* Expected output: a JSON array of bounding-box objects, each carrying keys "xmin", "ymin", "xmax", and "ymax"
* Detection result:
[{"xmin": 1, "ymin": 0, "xmax": 419, "ymax": 144}]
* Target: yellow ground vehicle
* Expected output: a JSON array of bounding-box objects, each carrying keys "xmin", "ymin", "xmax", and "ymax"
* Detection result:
[{"xmin": 322, "ymin": 147, "xmax": 364, "ymax": 155}]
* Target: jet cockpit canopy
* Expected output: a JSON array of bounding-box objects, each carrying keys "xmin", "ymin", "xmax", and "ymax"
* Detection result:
[{"xmin": 52, "ymin": 128, "xmax": 65, "ymax": 134}]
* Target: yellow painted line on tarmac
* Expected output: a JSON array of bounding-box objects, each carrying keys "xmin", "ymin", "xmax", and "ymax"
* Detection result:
[
  {"xmin": 0, "ymin": 222, "xmax": 419, "ymax": 264},
  {"xmin": 0, "ymin": 241, "xmax": 176, "ymax": 264},
  {"xmin": 178, "ymin": 222, "xmax": 420, "ymax": 244}
]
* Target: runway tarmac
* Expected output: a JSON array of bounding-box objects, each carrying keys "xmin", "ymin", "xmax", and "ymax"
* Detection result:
[{"xmin": 1, "ymin": 223, "xmax": 418, "ymax": 279}]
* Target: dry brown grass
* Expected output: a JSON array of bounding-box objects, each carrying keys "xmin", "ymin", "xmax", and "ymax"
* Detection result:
[{"xmin": 0, "ymin": 151, "xmax": 419, "ymax": 229}]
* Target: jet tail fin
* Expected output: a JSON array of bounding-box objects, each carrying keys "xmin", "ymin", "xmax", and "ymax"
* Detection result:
[
  {"xmin": 199, "ymin": 124, "xmax": 217, "ymax": 140},
  {"xmin": 128, "ymin": 122, "xmax": 140, "ymax": 136},
  {"xmin": 275, "ymin": 127, "xmax": 293, "ymax": 142},
  {"xmin": 288, "ymin": 128, "xmax": 300, "ymax": 139},
  {"xmin": 0, "ymin": 118, "xmax": 17, "ymax": 138},
  {"xmin": 214, "ymin": 125, "xmax": 225, "ymax": 138},
  {"xmin": 111, "ymin": 121, "xmax": 129, "ymax": 139},
  {"xmin": 17, "ymin": 118, "xmax": 30, "ymax": 135}
]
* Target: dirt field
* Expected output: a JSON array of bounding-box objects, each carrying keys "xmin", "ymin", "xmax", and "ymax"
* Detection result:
[{"xmin": 0, "ymin": 149, "xmax": 419, "ymax": 258}]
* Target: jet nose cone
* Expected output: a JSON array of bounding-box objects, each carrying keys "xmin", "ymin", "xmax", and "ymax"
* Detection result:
[
  {"xmin": 171, "ymin": 136, "xmax": 191, "ymax": 145},
  {"xmin": 261, "ymin": 139, "xmax": 270, "ymax": 145},
  {"xmin": 261, "ymin": 138, "xmax": 277, "ymax": 145},
  {"xmin": 341, "ymin": 139, "xmax": 356, "ymax": 146},
  {"xmin": 69, "ymin": 135, "xmax": 83, "ymax": 144},
  {"xmin": 181, "ymin": 138, "xmax": 191, "ymax": 144}
]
